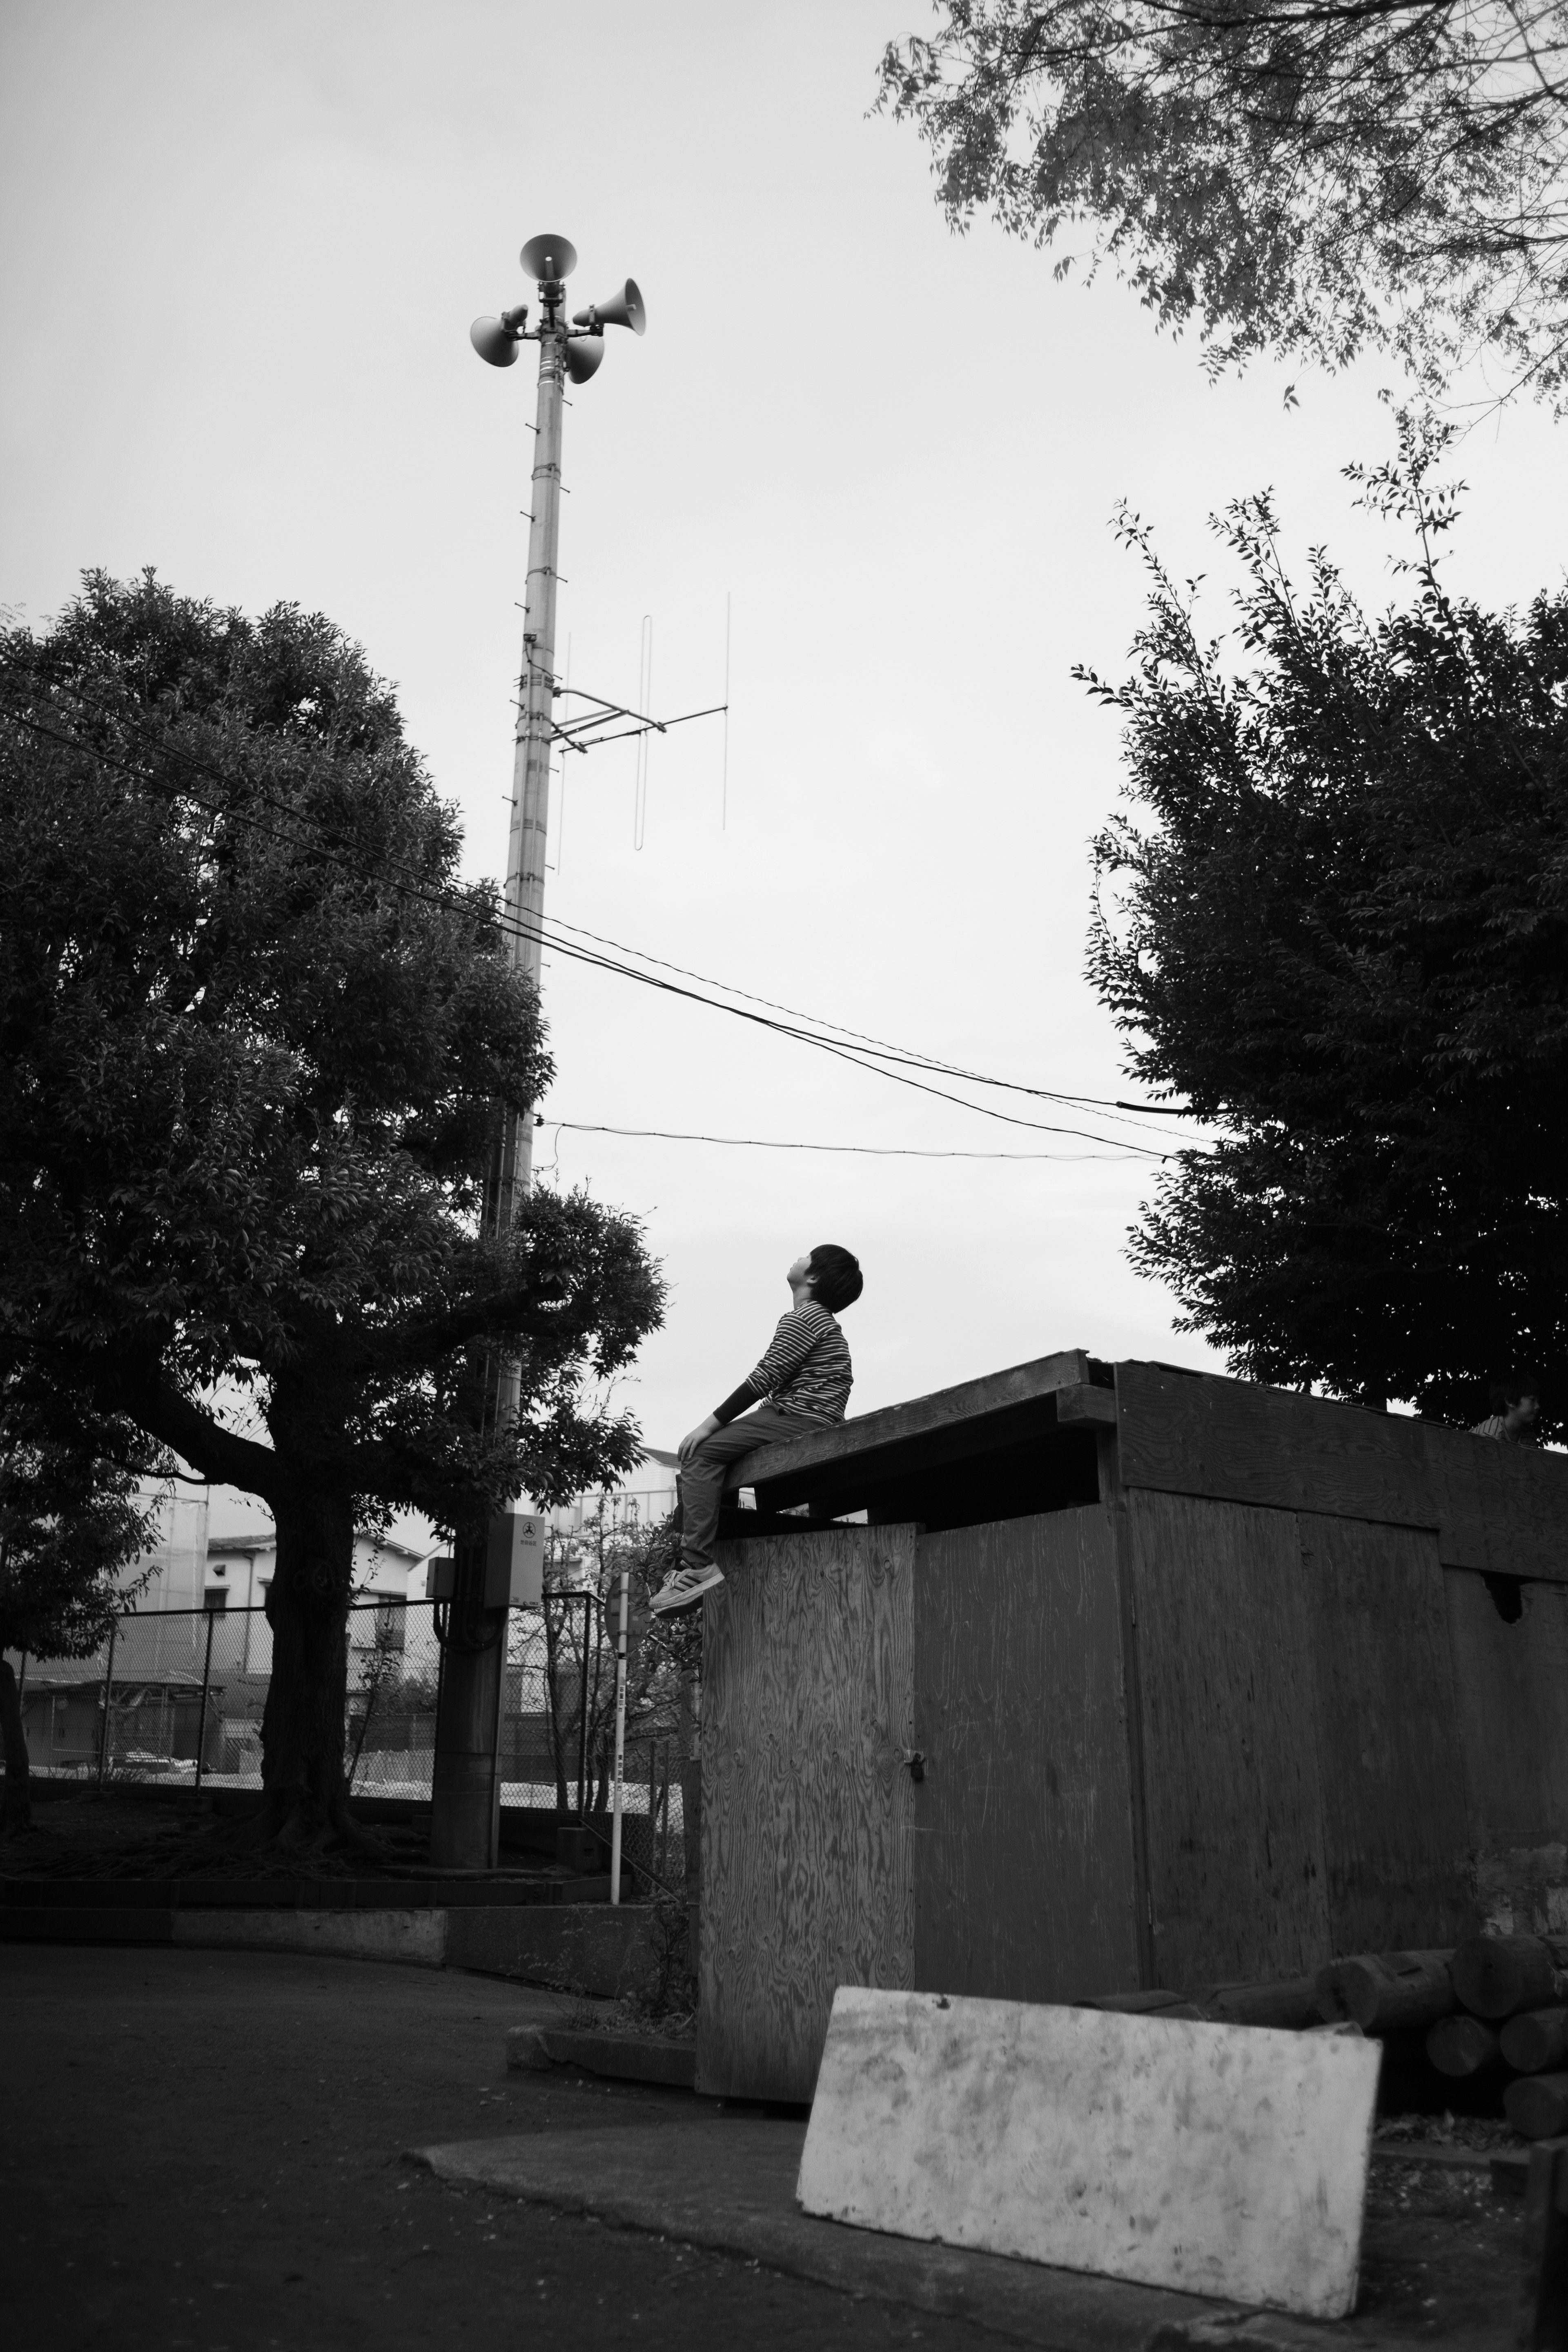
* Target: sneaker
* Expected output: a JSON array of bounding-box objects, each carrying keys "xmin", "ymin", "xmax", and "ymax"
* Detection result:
[{"xmin": 649, "ymin": 1563, "xmax": 726, "ymax": 1616}]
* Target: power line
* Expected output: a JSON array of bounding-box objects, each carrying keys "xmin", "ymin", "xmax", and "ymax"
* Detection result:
[
  {"xmin": 538, "ymin": 911, "xmax": 1203, "ymax": 1140},
  {"xmin": 0, "ymin": 677, "xmax": 1207, "ymax": 1161},
  {"xmin": 550, "ymin": 1121, "xmax": 1154, "ymax": 1160}
]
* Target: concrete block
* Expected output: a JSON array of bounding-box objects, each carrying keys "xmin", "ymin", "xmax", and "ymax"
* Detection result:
[
  {"xmin": 555, "ymin": 1826, "xmax": 608, "ymax": 1875},
  {"xmin": 507, "ymin": 2027, "xmax": 557, "ymax": 2072},
  {"xmin": 795, "ymin": 1987, "xmax": 1381, "ymax": 2321},
  {"xmin": 170, "ymin": 1908, "xmax": 448, "ymax": 1967}
]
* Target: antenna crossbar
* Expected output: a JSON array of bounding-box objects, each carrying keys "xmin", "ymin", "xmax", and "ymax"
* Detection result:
[{"xmin": 549, "ymin": 694, "xmax": 728, "ymax": 755}]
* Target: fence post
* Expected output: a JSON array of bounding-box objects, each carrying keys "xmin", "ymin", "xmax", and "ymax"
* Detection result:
[
  {"xmin": 577, "ymin": 1593, "xmax": 590, "ymax": 1823},
  {"xmin": 96, "ymin": 1616, "xmax": 119, "ymax": 1788},
  {"xmin": 609, "ymin": 1562, "xmax": 629, "ymax": 1905},
  {"xmin": 193, "ymin": 1603, "xmax": 217, "ymax": 1793}
]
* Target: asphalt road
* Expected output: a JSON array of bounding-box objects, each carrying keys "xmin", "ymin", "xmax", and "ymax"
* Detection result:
[{"xmin": 3, "ymin": 1944, "xmax": 1005, "ymax": 2352}]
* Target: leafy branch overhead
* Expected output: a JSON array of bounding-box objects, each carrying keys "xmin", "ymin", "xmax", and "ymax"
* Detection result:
[
  {"xmin": 879, "ymin": 1, "xmax": 1568, "ymax": 401},
  {"xmin": 1082, "ymin": 413, "xmax": 1568, "ymax": 1420}
]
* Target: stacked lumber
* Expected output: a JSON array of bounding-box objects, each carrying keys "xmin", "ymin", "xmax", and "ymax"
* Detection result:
[{"xmin": 1081, "ymin": 1932, "xmax": 1568, "ymax": 2134}]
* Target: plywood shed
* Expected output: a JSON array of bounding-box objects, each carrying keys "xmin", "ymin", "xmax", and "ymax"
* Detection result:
[{"xmin": 695, "ymin": 1350, "xmax": 1568, "ymax": 2102}]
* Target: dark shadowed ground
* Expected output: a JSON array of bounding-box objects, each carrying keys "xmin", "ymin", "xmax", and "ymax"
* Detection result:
[{"xmin": 2, "ymin": 1944, "xmax": 1521, "ymax": 2351}]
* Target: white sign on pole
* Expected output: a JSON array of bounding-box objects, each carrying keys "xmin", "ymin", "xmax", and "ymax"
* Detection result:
[{"xmin": 484, "ymin": 1511, "xmax": 546, "ymax": 1608}]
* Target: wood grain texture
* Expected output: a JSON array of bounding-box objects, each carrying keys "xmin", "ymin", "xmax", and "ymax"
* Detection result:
[
  {"xmin": 912, "ymin": 1508, "xmax": 1141, "ymax": 2004},
  {"xmin": 1125, "ymin": 1490, "xmax": 1332, "ymax": 1988},
  {"xmin": 697, "ymin": 1524, "xmax": 916, "ymax": 2104},
  {"xmin": 1295, "ymin": 1515, "xmax": 1477, "ymax": 1952},
  {"xmin": 1445, "ymin": 1571, "xmax": 1568, "ymax": 1849},
  {"xmin": 1115, "ymin": 1362, "xmax": 1568, "ymax": 1581},
  {"xmin": 1465, "ymin": 1436, "xmax": 1568, "ymax": 1581},
  {"xmin": 1116, "ymin": 1364, "xmax": 1437, "ymax": 1532}
]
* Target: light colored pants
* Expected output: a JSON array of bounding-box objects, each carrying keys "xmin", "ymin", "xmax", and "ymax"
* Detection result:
[{"xmin": 676, "ymin": 1405, "xmax": 811, "ymax": 1570}]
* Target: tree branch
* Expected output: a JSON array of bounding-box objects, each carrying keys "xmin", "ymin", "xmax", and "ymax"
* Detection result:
[{"xmin": 94, "ymin": 1365, "xmax": 284, "ymax": 1503}]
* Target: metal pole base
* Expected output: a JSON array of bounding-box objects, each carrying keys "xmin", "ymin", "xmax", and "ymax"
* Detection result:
[{"xmin": 429, "ymin": 1599, "xmax": 507, "ymax": 1871}]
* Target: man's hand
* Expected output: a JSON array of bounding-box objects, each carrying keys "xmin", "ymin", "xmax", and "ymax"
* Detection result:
[{"xmin": 677, "ymin": 1414, "xmax": 719, "ymax": 1463}]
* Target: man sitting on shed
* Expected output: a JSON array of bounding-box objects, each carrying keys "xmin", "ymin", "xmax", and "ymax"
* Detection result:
[
  {"xmin": 1471, "ymin": 1370, "xmax": 1542, "ymax": 1442},
  {"xmin": 650, "ymin": 1243, "xmax": 864, "ymax": 1617}
]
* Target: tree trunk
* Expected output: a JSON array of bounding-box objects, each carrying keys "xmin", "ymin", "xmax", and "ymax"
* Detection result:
[
  {"xmin": 542, "ymin": 1592, "xmax": 571, "ymax": 1813},
  {"xmin": 0, "ymin": 1653, "xmax": 30, "ymax": 1834},
  {"xmin": 252, "ymin": 1489, "xmax": 366, "ymax": 1851}
]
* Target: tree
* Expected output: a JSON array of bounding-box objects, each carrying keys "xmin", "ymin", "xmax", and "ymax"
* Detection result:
[
  {"xmin": 543, "ymin": 1501, "xmax": 690, "ymax": 1823},
  {"xmin": 0, "ymin": 572, "xmax": 665, "ymax": 1848},
  {"xmin": 0, "ymin": 1379, "xmax": 166, "ymax": 1831},
  {"xmin": 1083, "ymin": 414, "xmax": 1568, "ymax": 1423},
  {"xmin": 878, "ymin": 1, "xmax": 1568, "ymax": 403}
]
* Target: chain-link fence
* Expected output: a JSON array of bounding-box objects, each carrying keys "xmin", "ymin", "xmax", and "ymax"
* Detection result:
[{"xmin": 7, "ymin": 1595, "xmax": 684, "ymax": 1865}]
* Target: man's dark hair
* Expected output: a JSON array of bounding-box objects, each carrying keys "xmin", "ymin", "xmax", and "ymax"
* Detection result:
[
  {"xmin": 807, "ymin": 1244, "xmax": 863, "ymax": 1314},
  {"xmin": 1490, "ymin": 1369, "xmax": 1544, "ymax": 1413}
]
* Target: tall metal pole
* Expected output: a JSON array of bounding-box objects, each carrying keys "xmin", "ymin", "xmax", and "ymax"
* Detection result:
[
  {"xmin": 430, "ymin": 278, "xmax": 567, "ymax": 1873},
  {"xmin": 609, "ymin": 1560, "xmax": 629, "ymax": 1904},
  {"xmin": 431, "ymin": 241, "xmax": 640, "ymax": 1875},
  {"xmin": 496, "ymin": 290, "xmax": 566, "ymax": 1228}
]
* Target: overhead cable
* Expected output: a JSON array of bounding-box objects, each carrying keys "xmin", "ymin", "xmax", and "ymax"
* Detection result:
[
  {"xmin": 551, "ymin": 1122, "xmax": 1152, "ymax": 1160},
  {"xmin": 0, "ymin": 680, "xmax": 1207, "ymax": 1161}
]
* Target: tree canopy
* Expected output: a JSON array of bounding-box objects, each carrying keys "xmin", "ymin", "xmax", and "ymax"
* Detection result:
[
  {"xmin": 878, "ymin": 1, "xmax": 1568, "ymax": 402},
  {"xmin": 0, "ymin": 572, "xmax": 664, "ymax": 1839},
  {"xmin": 1084, "ymin": 416, "xmax": 1568, "ymax": 1424}
]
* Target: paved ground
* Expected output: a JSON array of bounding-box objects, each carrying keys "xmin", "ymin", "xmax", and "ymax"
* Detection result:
[{"xmin": 3, "ymin": 1945, "xmax": 1522, "ymax": 2351}]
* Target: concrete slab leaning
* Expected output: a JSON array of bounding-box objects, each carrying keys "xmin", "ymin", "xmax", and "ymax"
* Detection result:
[{"xmin": 797, "ymin": 1989, "xmax": 1381, "ymax": 2323}]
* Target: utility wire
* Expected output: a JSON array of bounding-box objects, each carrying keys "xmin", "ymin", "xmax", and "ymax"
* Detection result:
[
  {"xmin": 551, "ymin": 1122, "xmax": 1147, "ymax": 1161},
  {"xmin": 0, "ymin": 670, "xmax": 1185, "ymax": 1133},
  {"xmin": 0, "ymin": 679, "xmax": 1207, "ymax": 1161},
  {"xmin": 536, "ymin": 911, "xmax": 1201, "ymax": 1143}
]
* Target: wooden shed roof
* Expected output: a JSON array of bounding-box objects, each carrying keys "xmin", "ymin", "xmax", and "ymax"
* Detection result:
[{"xmin": 726, "ymin": 1350, "xmax": 1568, "ymax": 1577}]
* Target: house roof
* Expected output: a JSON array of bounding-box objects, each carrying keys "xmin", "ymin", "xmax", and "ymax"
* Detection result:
[{"xmin": 206, "ymin": 1530, "xmax": 426, "ymax": 1561}]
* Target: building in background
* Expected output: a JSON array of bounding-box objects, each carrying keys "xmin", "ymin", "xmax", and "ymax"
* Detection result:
[{"xmin": 121, "ymin": 1481, "xmax": 209, "ymax": 1611}]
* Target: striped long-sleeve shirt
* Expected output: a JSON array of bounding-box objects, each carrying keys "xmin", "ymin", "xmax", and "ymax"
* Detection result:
[{"xmin": 713, "ymin": 1302, "xmax": 853, "ymax": 1427}]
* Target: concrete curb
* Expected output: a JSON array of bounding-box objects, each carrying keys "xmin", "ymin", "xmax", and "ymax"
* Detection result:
[
  {"xmin": 0, "ymin": 1899, "xmax": 656, "ymax": 1989},
  {"xmin": 0, "ymin": 1906, "xmax": 447, "ymax": 1965},
  {"xmin": 507, "ymin": 2025, "xmax": 695, "ymax": 2087},
  {"xmin": 410, "ymin": 2123, "xmax": 1348, "ymax": 2352},
  {"xmin": 174, "ymin": 1909, "xmax": 448, "ymax": 1966}
]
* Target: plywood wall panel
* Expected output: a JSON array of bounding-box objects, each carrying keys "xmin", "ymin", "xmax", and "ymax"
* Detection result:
[
  {"xmin": 1295, "ymin": 1515, "xmax": 1475, "ymax": 1952},
  {"xmin": 697, "ymin": 1525, "xmax": 916, "ymax": 2103},
  {"xmin": 913, "ymin": 1509, "xmax": 1140, "ymax": 2005},
  {"xmin": 1115, "ymin": 1363, "xmax": 1568, "ymax": 1580},
  {"xmin": 1446, "ymin": 1568, "xmax": 1568, "ymax": 1937},
  {"xmin": 1116, "ymin": 1366, "xmax": 1435, "ymax": 1532},
  {"xmin": 1125, "ymin": 1490, "xmax": 1332, "ymax": 1988},
  {"xmin": 1466, "ymin": 1441, "xmax": 1568, "ymax": 1581}
]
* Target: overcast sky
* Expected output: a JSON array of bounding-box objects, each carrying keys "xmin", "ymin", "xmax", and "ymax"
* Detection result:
[{"xmin": 7, "ymin": 0, "xmax": 1568, "ymax": 1500}]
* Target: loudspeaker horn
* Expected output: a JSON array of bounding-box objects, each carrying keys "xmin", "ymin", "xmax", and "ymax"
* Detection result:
[
  {"xmin": 520, "ymin": 232, "xmax": 577, "ymax": 282},
  {"xmin": 571, "ymin": 278, "xmax": 646, "ymax": 335},
  {"xmin": 470, "ymin": 316, "xmax": 519, "ymax": 368},
  {"xmin": 564, "ymin": 333, "xmax": 604, "ymax": 385}
]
